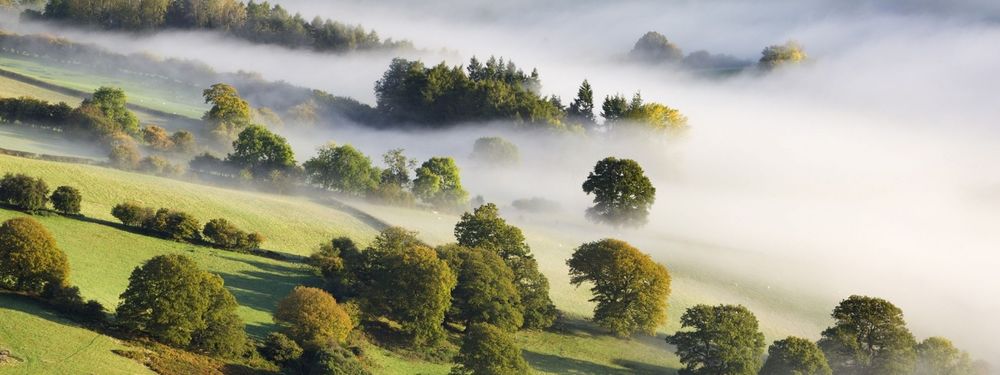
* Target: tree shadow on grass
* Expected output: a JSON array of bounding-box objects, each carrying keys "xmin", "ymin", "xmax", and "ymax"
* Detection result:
[
  {"xmin": 523, "ymin": 350, "xmax": 636, "ymax": 375},
  {"xmin": 612, "ymin": 359, "xmax": 678, "ymax": 374}
]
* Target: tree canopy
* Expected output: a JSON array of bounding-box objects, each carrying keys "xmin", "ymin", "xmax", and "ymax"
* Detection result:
[
  {"xmin": 0, "ymin": 173, "xmax": 50, "ymax": 212},
  {"xmin": 303, "ymin": 143, "xmax": 381, "ymax": 196},
  {"xmin": 413, "ymin": 157, "xmax": 469, "ymax": 209},
  {"xmin": 437, "ymin": 244, "xmax": 523, "ymax": 332},
  {"xmin": 666, "ymin": 304, "xmax": 766, "ymax": 375},
  {"xmin": 582, "ymin": 157, "xmax": 656, "ymax": 227},
  {"xmin": 567, "ymin": 239, "xmax": 670, "ymax": 337},
  {"xmin": 84, "ymin": 86, "xmax": 139, "ymax": 136},
  {"xmin": 50, "ymin": 185, "xmax": 82, "ymax": 215},
  {"xmin": 817, "ymin": 295, "xmax": 917, "ymax": 375},
  {"xmin": 601, "ymin": 92, "xmax": 687, "ymax": 131},
  {"xmin": 759, "ymin": 41, "xmax": 807, "ymax": 70},
  {"xmin": 226, "ymin": 124, "xmax": 296, "ymax": 179},
  {"xmin": 760, "ymin": 337, "xmax": 833, "ymax": 375},
  {"xmin": 567, "ymin": 80, "xmax": 595, "ymax": 127},
  {"xmin": 202, "ymin": 83, "xmax": 252, "ymax": 142},
  {"xmin": 274, "ymin": 286, "xmax": 353, "ymax": 348},
  {"xmin": 450, "ymin": 323, "xmax": 530, "ymax": 375},
  {"xmin": 0, "ymin": 217, "xmax": 69, "ymax": 295},
  {"xmin": 629, "ymin": 31, "xmax": 683, "ymax": 64},
  {"xmin": 470, "ymin": 136, "xmax": 519, "ymax": 166},
  {"xmin": 915, "ymin": 337, "xmax": 975, "ymax": 375}
]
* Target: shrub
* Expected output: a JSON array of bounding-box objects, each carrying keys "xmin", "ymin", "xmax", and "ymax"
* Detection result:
[
  {"xmin": 143, "ymin": 208, "xmax": 202, "ymax": 242},
  {"xmin": 303, "ymin": 344, "xmax": 370, "ymax": 375},
  {"xmin": 0, "ymin": 173, "xmax": 49, "ymax": 212},
  {"xmin": 260, "ymin": 332, "xmax": 303, "ymax": 364},
  {"xmin": 274, "ymin": 286, "xmax": 353, "ymax": 349},
  {"xmin": 0, "ymin": 217, "xmax": 69, "ymax": 294},
  {"xmin": 41, "ymin": 283, "xmax": 106, "ymax": 323},
  {"xmin": 111, "ymin": 202, "xmax": 153, "ymax": 227},
  {"xmin": 203, "ymin": 218, "xmax": 263, "ymax": 251},
  {"xmin": 50, "ymin": 186, "xmax": 82, "ymax": 215}
]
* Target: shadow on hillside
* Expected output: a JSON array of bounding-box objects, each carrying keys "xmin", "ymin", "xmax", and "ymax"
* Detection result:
[
  {"xmin": 613, "ymin": 359, "xmax": 677, "ymax": 374},
  {"xmin": 308, "ymin": 196, "xmax": 391, "ymax": 232},
  {"xmin": 212, "ymin": 254, "xmax": 319, "ymax": 338},
  {"xmin": 0, "ymin": 293, "xmax": 68, "ymax": 324},
  {"xmin": 523, "ymin": 350, "xmax": 634, "ymax": 375}
]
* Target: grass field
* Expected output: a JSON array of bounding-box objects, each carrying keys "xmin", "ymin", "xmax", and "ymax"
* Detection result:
[{"xmin": 0, "ymin": 54, "xmax": 207, "ymax": 120}]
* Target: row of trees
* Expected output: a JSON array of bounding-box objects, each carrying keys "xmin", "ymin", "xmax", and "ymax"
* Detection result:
[
  {"xmin": 33, "ymin": 0, "xmax": 410, "ymax": 52},
  {"xmin": 111, "ymin": 202, "xmax": 263, "ymax": 250},
  {"xmin": 665, "ymin": 296, "xmax": 982, "ymax": 375},
  {"xmin": 628, "ymin": 31, "xmax": 807, "ymax": 72},
  {"xmin": 0, "ymin": 173, "xmax": 82, "ymax": 214}
]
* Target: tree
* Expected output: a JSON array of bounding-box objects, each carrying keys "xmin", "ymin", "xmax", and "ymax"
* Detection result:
[
  {"xmin": 226, "ymin": 124, "xmax": 296, "ymax": 179},
  {"xmin": 450, "ymin": 323, "xmax": 529, "ymax": 375},
  {"xmin": 760, "ymin": 337, "xmax": 832, "ymax": 375},
  {"xmin": 308, "ymin": 236, "xmax": 363, "ymax": 299},
  {"xmin": 359, "ymin": 227, "xmax": 456, "ymax": 347},
  {"xmin": 567, "ymin": 79, "xmax": 595, "ymax": 126},
  {"xmin": 454, "ymin": 203, "xmax": 557, "ymax": 329},
  {"xmin": 203, "ymin": 218, "xmax": 263, "ymax": 250},
  {"xmin": 116, "ymin": 254, "xmax": 246, "ymax": 357},
  {"xmin": 915, "ymin": 337, "xmax": 974, "ymax": 375},
  {"xmin": 582, "ymin": 157, "xmax": 656, "ymax": 227},
  {"xmin": 567, "ymin": 239, "xmax": 670, "ymax": 337},
  {"xmin": 0, "ymin": 217, "xmax": 69, "ymax": 294},
  {"xmin": 143, "ymin": 208, "xmax": 202, "ymax": 242},
  {"xmin": 470, "ymin": 137, "xmax": 519, "ymax": 166},
  {"xmin": 0, "ymin": 173, "xmax": 49, "ymax": 212},
  {"xmin": 107, "ymin": 134, "xmax": 142, "ymax": 170},
  {"xmin": 303, "ymin": 344, "xmax": 371, "ymax": 375},
  {"xmin": 380, "ymin": 148, "xmax": 416, "ymax": 188},
  {"xmin": 260, "ymin": 332, "xmax": 303, "ymax": 365},
  {"xmin": 629, "ymin": 31, "xmax": 683, "ymax": 64},
  {"xmin": 142, "ymin": 125, "xmax": 174, "ymax": 150},
  {"xmin": 759, "ymin": 41, "xmax": 807, "ymax": 70},
  {"xmin": 85, "ymin": 87, "xmax": 139, "ymax": 136},
  {"xmin": 50, "ymin": 186, "xmax": 82, "ymax": 215},
  {"xmin": 436, "ymin": 245, "xmax": 522, "ymax": 331},
  {"xmin": 202, "ymin": 83, "xmax": 251, "ymax": 141},
  {"xmin": 413, "ymin": 157, "xmax": 469, "ymax": 209},
  {"xmin": 666, "ymin": 304, "xmax": 766, "ymax": 375},
  {"xmin": 170, "ymin": 130, "xmax": 197, "ymax": 154},
  {"xmin": 274, "ymin": 286, "xmax": 353, "ymax": 348},
  {"xmin": 303, "ymin": 143, "xmax": 381, "ymax": 196},
  {"xmin": 818, "ymin": 295, "xmax": 917, "ymax": 375},
  {"xmin": 111, "ymin": 202, "xmax": 153, "ymax": 227}
]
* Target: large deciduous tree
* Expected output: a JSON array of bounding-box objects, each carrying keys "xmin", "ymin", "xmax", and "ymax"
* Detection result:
[
  {"xmin": 915, "ymin": 337, "xmax": 975, "ymax": 375},
  {"xmin": 274, "ymin": 286, "xmax": 353, "ymax": 348},
  {"xmin": 760, "ymin": 336, "xmax": 833, "ymax": 375},
  {"xmin": 303, "ymin": 143, "xmax": 381, "ymax": 196},
  {"xmin": 85, "ymin": 86, "xmax": 139, "ymax": 136},
  {"xmin": 0, "ymin": 217, "xmax": 69, "ymax": 294},
  {"xmin": 582, "ymin": 157, "xmax": 656, "ymax": 227},
  {"xmin": 50, "ymin": 186, "xmax": 82, "ymax": 215},
  {"xmin": 413, "ymin": 157, "xmax": 468, "ymax": 209},
  {"xmin": 567, "ymin": 239, "xmax": 670, "ymax": 337},
  {"xmin": 226, "ymin": 124, "xmax": 296, "ymax": 179},
  {"xmin": 202, "ymin": 83, "xmax": 252, "ymax": 141},
  {"xmin": 436, "ymin": 244, "xmax": 523, "ymax": 332},
  {"xmin": 666, "ymin": 304, "xmax": 766, "ymax": 375},
  {"xmin": 817, "ymin": 295, "xmax": 917, "ymax": 375},
  {"xmin": 450, "ymin": 323, "xmax": 530, "ymax": 375}
]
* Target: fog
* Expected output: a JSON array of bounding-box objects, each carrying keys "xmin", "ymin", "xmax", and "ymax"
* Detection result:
[{"xmin": 4, "ymin": 0, "xmax": 1000, "ymax": 361}]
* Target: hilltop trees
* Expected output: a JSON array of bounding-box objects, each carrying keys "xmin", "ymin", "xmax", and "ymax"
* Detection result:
[
  {"xmin": 760, "ymin": 337, "xmax": 833, "ymax": 375},
  {"xmin": 454, "ymin": 203, "xmax": 557, "ymax": 329},
  {"xmin": 818, "ymin": 295, "xmax": 917, "ymax": 375},
  {"xmin": 226, "ymin": 124, "xmax": 296, "ymax": 179},
  {"xmin": 567, "ymin": 239, "xmax": 670, "ymax": 337},
  {"xmin": 413, "ymin": 157, "xmax": 469, "ymax": 210},
  {"xmin": 0, "ymin": 173, "xmax": 50, "ymax": 212},
  {"xmin": 274, "ymin": 286, "xmax": 353, "ymax": 348},
  {"xmin": 50, "ymin": 186, "xmax": 82, "ymax": 215},
  {"xmin": 629, "ymin": 31, "xmax": 683, "ymax": 64},
  {"xmin": 0, "ymin": 217, "xmax": 70, "ymax": 294},
  {"xmin": 116, "ymin": 254, "xmax": 246, "ymax": 357},
  {"xmin": 582, "ymin": 157, "xmax": 656, "ymax": 227},
  {"xmin": 601, "ymin": 93, "xmax": 687, "ymax": 131},
  {"xmin": 666, "ymin": 304, "xmax": 766, "ymax": 375},
  {"xmin": 451, "ymin": 323, "xmax": 530, "ymax": 375},
  {"xmin": 303, "ymin": 143, "xmax": 381, "ymax": 196},
  {"xmin": 915, "ymin": 337, "xmax": 975, "ymax": 375},
  {"xmin": 759, "ymin": 41, "xmax": 807, "ymax": 70},
  {"xmin": 567, "ymin": 80, "xmax": 595, "ymax": 127},
  {"xmin": 437, "ymin": 245, "xmax": 523, "ymax": 332},
  {"xmin": 470, "ymin": 137, "xmax": 519, "ymax": 166}
]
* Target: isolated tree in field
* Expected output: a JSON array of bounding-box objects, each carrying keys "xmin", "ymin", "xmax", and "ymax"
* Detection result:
[
  {"xmin": 437, "ymin": 244, "xmax": 523, "ymax": 331},
  {"xmin": 50, "ymin": 186, "xmax": 82, "ymax": 215},
  {"xmin": 85, "ymin": 86, "xmax": 139, "ymax": 136},
  {"xmin": 0, "ymin": 217, "xmax": 69, "ymax": 294},
  {"xmin": 226, "ymin": 124, "xmax": 296, "ymax": 179},
  {"xmin": 202, "ymin": 83, "xmax": 252, "ymax": 140},
  {"xmin": 308, "ymin": 236, "xmax": 364, "ymax": 299},
  {"xmin": 666, "ymin": 304, "xmax": 767, "ymax": 375},
  {"xmin": 413, "ymin": 157, "xmax": 469, "ymax": 209},
  {"xmin": 116, "ymin": 254, "xmax": 246, "ymax": 357},
  {"xmin": 567, "ymin": 79, "xmax": 595, "ymax": 126},
  {"xmin": 759, "ymin": 41, "xmax": 807, "ymax": 70},
  {"xmin": 582, "ymin": 157, "xmax": 656, "ymax": 227},
  {"xmin": 0, "ymin": 173, "xmax": 49, "ymax": 212},
  {"xmin": 818, "ymin": 295, "xmax": 916, "ymax": 375},
  {"xmin": 630, "ymin": 31, "xmax": 683, "ymax": 64},
  {"xmin": 454, "ymin": 203, "xmax": 558, "ymax": 329},
  {"xmin": 360, "ymin": 227, "xmax": 456, "ymax": 347},
  {"xmin": 303, "ymin": 143, "xmax": 381, "ymax": 196},
  {"xmin": 451, "ymin": 323, "xmax": 530, "ymax": 375},
  {"xmin": 915, "ymin": 337, "xmax": 975, "ymax": 375},
  {"xmin": 760, "ymin": 337, "xmax": 832, "ymax": 375},
  {"xmin": 567, "ymin": 239, "xmax": 670, "ymax": 337},
  {"xmin": 260, "ymin": 332, "xmax": 303, "ymax": 364},
  {"xmin": 274, "ymin": 286, "xmax": 353, "ymax": 348},
  {"xmin": 470, "ymin": 137, "xmax": 520, "ymax": 166}
]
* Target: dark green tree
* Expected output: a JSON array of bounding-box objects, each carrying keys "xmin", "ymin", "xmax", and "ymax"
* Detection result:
[
  {"xmin": 450, "ymin": 323, "xmax": 530, "ymax": 375},
  {"xmin": 436, "ymin": 244, "xmax": 523, "ymax": 332},
  {"xmin": 601, "ymin": 94, "xmax": 629, "ymax": 123},
  {"xmin": 817, "ymin": 295, "xmax": 917, "ymax": 375},
  {"xmin": 50, "ymin": 186, "xmax": 82, "ymax": 215},
  {"xmin": 260, "ymin": 332, "xmax": 303, "ymax": 365},
  {"xmin": 116, "ymin": 254, "xmax": 246, "ymax": 357},
  {"xmin": 567, "ymin": 239, "xmax": 671, "ymax": 337},
  {"xmin": 568, "ymin": 79, "xmax": 595, "ymax": 126},
  {"xmin": 0, "ymin": 217, "xmax": 69, "ymax": 294},
  {"xmin": 666, "ymin": 304, "xmax": 767, "ymax": 375},
  {"xmin": 0, "ymin": 173, "xmax": 49, "ymax": 212},
  {"xmin": 915, "ymin": 337, "xmax": 975, "ymax": 375},
  {"xmin": 303, "ymin": 344, "xmax": 371, "ymax": 375},
  {"xmin": 203, "ymin": 218, "xmax": 263, "ymax": 250},
  {"xmin": 85, "ymin": 86, "xmax": 139, "ymax": 136},
  {"xmin": 760, "ymin": 337, "xmax": 833, "ymax": 375},
  {"xmin": 303, "ymin": 143, "xmax": 381, "ymax": 196},
  {"xmin": 413, "ymin": 157, "xmax": 469, "ymax": 209},
  {"xmin": 308, "ymin": 236, "xmax": 363, "ymax": 299},
  {"xmin": 454, "ymin": 203, "xmax": 557, "ymax": 329},
  {"xmin": 111, "ymin": 201, "xmax": 153, "ymax": 227},
  {"xmin": 226, "ymin": 124, "xmax": 296, "ymax": 179},
  {"xmin": 582, "ymin": 157, "xmax": 656, "ymax": 227}
]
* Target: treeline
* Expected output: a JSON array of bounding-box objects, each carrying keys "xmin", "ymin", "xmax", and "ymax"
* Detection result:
[
  {"xmin": 628, "ymin": 31, "xmax": 807, "ymax": 73},
  {"xmin": 111, "ymin": 201, "xmax": 264, "ymax": 251},
  {"xmin": 26, "ymin": 0, "xmax": 411, "ymax": 52}
]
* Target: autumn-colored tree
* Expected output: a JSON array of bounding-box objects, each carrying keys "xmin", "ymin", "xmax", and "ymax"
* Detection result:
[
  {"xmin": 0, "ymin": 217, "xmax": 69, "ymax": 294},
  {"xmin": 274, "ymin": 286, "xmax": 353, "ymax": 348},
  {"xmin": 759, "ymin": 41, "xmax": 807, "ymax": 70},
  {"xmin": 450, "ymin": 323, "xmax": 529, "ymax": 375},
  {"xmin": 567, "ymin": 239, "xmax": 670, "ymax": 337},
  {"xmin": 666, "ymin": 304, "xmax": 766, "ymax": 375},
  {"xmin": 202, "ymin": 83, "xmax": 251, "ymax": 142},
  {"xmin": 760, "ymin": 337, "xmax": 832, "ymax": 375},
  {"xmin": 260, "ymin": 332, "xmax": 303, "ymax": 364},
  {"xmin": 142, "ymin": 125, "xmax": 175, "ymax": 150}
]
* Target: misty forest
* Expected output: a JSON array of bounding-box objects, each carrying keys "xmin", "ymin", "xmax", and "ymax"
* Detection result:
[{"xmin": 0, "ymin": 0, "xmax": 997, "ymax": 374}]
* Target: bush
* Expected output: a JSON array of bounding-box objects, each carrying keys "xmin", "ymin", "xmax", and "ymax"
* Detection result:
[
  {"xmin": 139, "ymin": 156, "xmax": 182, "ymax": 176},
  {"xmin": 111, "ymin": 202, "xmax": 153, "ymax": 227},
  {"xmin": 303, "ymin": 344, "xmax": 370, "ymax": 375},
  {"xmin": 203, "ymin": 218, "xmax": 263, "ymax": 251},
  {"xmin": 50, "ymin": 186, "xmax": 82, "ymax": 215},
  {"xmin": 41, "ymin": 283, "xmax": 106, "ymax": 323},
  {"xmin": 144, "ymin": 209, "xmax": 201, "ymax": 242},
  {"xmin": 260, "ymin": 332, "xmax": 303, "ymax": 365},
  {"xmin": 0, "ymin": 217, "xmax": 69, "ymax": 294},
  {"xmin": 274, "ymin": 286, "xmax": 353, "ymax": 349},
  {"xmin": 0, "ymin": 173, "xmax": 49, "ymax": 212}
]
